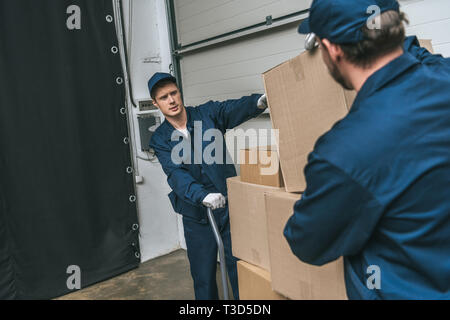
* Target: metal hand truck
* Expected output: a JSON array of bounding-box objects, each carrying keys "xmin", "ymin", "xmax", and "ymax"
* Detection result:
[{"xmin": 206, "ymin": 206, "xmax": 230, "ymax": 300}]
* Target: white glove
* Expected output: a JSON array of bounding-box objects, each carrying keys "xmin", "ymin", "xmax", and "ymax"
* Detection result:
[
  {"xmin": 257, "ymin": 94, "xmax": 268, "ymax": 110},
  {"xmin": 202, "ymin": 193, "xmax": 226, "ymax": 210}
]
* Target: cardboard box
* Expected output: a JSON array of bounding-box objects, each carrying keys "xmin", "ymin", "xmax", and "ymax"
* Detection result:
[
  {"xmin": 263, "ymin": 49, "xmax": 354, "ymax": 192},
  {"xmin": 227, "ymin": 176, "xmax": 283, "ymax": 271},
  {"xmin": 263, "ymin": 39, "xmax": 433, "ymax": 193},
  {"xmin": 420, "ymin": 39, "xmax": 434, "ymax": 53},
  {"xmin": 265, "ymin": 191, "xmax": 348, "ymax": 300},
  {"xmin": 238, "ymin": 260, "xmax": 287, "ymax": 300},
  {"xmin": 240, "ymin": 146, "xmax": 283, "ymax": 188}
]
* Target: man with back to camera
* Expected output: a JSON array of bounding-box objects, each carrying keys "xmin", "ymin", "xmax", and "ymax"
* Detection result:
[
  {"xmin": 284, "ymin": 0, "xmax": 450, "ymax": 299},
  {"xmin": 148, "ymin": 72, "xmax": 268, "ymax": 300}
]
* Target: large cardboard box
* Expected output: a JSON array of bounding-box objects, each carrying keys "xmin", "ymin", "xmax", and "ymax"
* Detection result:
[
  {"xmin": 263, "ymin": 49, "xmax": 355, "ymax": 192},
  {"xmin": 237, "ymin": 261, "xmax": 287, "ymax": 300},
  {"xmin": 265, "ymin": 191, "xmax": 348, "ymax": 300},
  {"xmin": 262, "ymin": 39, "xmax": 433, "ymax": 193},
  {"xmin": 227, "ymin": 176, "xmax": 283, "ymax": 271},
  {"xmin": 420, "ymin": 39, "xmax": 434, "ymax": 53},
  {"xmin": 240, "ymin": 145, "xmax": 283, "ymax": 188}
]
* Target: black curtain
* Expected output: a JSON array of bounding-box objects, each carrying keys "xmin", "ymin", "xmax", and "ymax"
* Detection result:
[{"xmin": 0, "ymin": 0, "xmax": 140, "ymax": 299}]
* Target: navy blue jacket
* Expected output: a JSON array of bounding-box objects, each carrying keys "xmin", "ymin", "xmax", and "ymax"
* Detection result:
[
  {"xmin": 284, "ymin": 36, "xmax": 450, "ymax": 299},
  {"xmin": 150, "ymin": 95, "xmax": 263, "ymax": 222}
]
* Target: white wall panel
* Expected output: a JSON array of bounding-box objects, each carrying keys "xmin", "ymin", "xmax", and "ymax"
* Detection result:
[
  {"xmin": 434, "ymin": 43, "xmax": 450, "ymax": 58},
  {"xmin": 407, "ymin": 18, "xmax": 450, "ymax": 50},
  {"xmin": 401, "ymin": 0, "xmax": 450, "ymax": 57},
  {"xmin": 174, "ymin": 0, "xmax": 312, "ymax": 45},
  {"xmin": 181, "ymin": 23, "xmax": 307, "ymax": 107},
  {"xmin": 177, "ymin": 0, "xmax": 450, "ymax": 174},
  {"xmin": 400, "ymin": 0, "xmax": 450, "ymax": 26},
  {"xmin": 179, "ymin": 0, "xmax": 450, "ymax": 110}
]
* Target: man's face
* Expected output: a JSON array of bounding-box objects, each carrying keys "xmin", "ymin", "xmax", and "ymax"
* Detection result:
[
  {"xmin": 153, "ymin": 82, "xmax": 184, "ymax": 118},
  {"xmin": 319, "ymin": 40, "xmax": 354, "ymax": 91}
]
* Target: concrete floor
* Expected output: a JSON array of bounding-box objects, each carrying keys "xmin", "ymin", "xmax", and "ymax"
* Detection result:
[{"xmin": 56, "ymin": 249, "xmax": 230, "ymax": 300}]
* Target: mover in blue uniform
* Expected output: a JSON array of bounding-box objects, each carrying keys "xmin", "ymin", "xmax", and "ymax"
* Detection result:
[
  {"xmin": 148, "ymin": 72, "xmax": 267, "ymax": 300},
  {"xmin": 284, "ymin": 0, "xmax": 450, "ymax": 299}
]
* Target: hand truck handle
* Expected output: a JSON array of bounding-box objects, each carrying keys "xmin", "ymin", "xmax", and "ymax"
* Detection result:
[{"xmin": 206, "ymin": 206, "xmax": 229, "ymax": 300}]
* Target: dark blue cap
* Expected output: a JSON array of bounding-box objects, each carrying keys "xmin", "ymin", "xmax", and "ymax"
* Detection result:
[
  {"xmin": 148, "ymin": 72, "xmax": 177, "ymax": 97},
  {"xmin": 298, "ymin": 0, "xmax": 400, "ymax": 44}
]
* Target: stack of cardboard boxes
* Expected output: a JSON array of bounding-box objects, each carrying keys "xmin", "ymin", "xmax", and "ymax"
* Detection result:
[
  {"xmin": 228, "ymin": 40, "xmax": 434, "ymax": 300},
  {"xmin": 228, "ymin": 47, "xmax": 349, "ymax": 300}
]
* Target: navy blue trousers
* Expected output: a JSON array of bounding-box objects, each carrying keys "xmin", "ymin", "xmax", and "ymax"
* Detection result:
[{"xmin": 182, "ymin": 206, "xmax": 239, "ymax": 300}]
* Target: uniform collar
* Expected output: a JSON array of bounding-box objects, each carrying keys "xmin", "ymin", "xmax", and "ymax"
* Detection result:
[
  {"xmin": 161, "ymin": 107, "xmax": 193, "ymax": 142},
  {"xmin": 352, "ymin": 52, "xmax": 420, "ymax": 109}
]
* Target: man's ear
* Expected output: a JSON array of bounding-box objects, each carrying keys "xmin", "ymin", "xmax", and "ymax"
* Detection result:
[
  {"xmin": 322, "ymin": 39, "xmax": 344, "ymax": 63},
  {"xmin": 152, "ymin": 98, "xmax": 160, "ymax": 110}
]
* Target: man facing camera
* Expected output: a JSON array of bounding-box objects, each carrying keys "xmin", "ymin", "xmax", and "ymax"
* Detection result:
[
  {"xmin": 284, "ymin": 0, "xmax": 450, "ymax": 299},
  {"xmin": 148, "ymin": 72, "xmax": 267, "ymax": 300}
]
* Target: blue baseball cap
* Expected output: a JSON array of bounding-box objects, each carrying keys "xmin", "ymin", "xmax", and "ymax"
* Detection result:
[
  {"xmin": 298, "ymin": 0, "xmax": 400, "ymax": 44},
  {"xmin": 148, "ymin": 72, "xmax": 177, "ymax": 97}
]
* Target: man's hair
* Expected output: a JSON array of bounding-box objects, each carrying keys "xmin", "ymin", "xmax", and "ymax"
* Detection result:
[
  {"xmin": 150, "ymin": 78, "xmax": 177, "ymax": 100},
  {"xmin": 339, "ymin": 10, "xmax": 409, "ymax": 68}
]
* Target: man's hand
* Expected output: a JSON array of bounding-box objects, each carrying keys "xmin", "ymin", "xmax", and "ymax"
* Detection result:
[
  {"xmin": 202, "ymin": 193, "xmax": 226, "ymax": 210},
  {"xmin": 257, "ymin": 94, "xmax": 268, "ymax": 110}
]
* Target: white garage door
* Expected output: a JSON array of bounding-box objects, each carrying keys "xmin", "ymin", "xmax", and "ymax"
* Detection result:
[
  {"xmin": 172, "ymin": 0, "xmax": 450, "ymax": 108},
  {"xmin": 402, "ymin": 0, "xmax": 450, "ymax": 57},
  {"xmin": 172, "ymin": 0, "xmax": 311, "ymax": 107},
  {"xmin": 174, "ymin": 0, "xmax": 312, "ymax": 46},
  {"xmin": 180, "ymin": 22, "xmax": 309, "ymax": 107},
  {"xmin": 169, "ymin": 0, "xmax": 450, "ymax": 163}
]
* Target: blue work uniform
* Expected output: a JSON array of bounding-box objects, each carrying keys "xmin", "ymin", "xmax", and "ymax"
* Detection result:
[
  {"xmin": 284, "ymin": 36, "xmax": 450, "ymax": 300},
  {"xmin": 150, "ymin": 94, "xmax": 263, "ymax": 300}
]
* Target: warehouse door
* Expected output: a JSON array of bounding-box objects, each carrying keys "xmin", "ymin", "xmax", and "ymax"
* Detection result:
[{"xmin": 170, "ymin": 0, "xmax": 312, "ymax": 107}]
